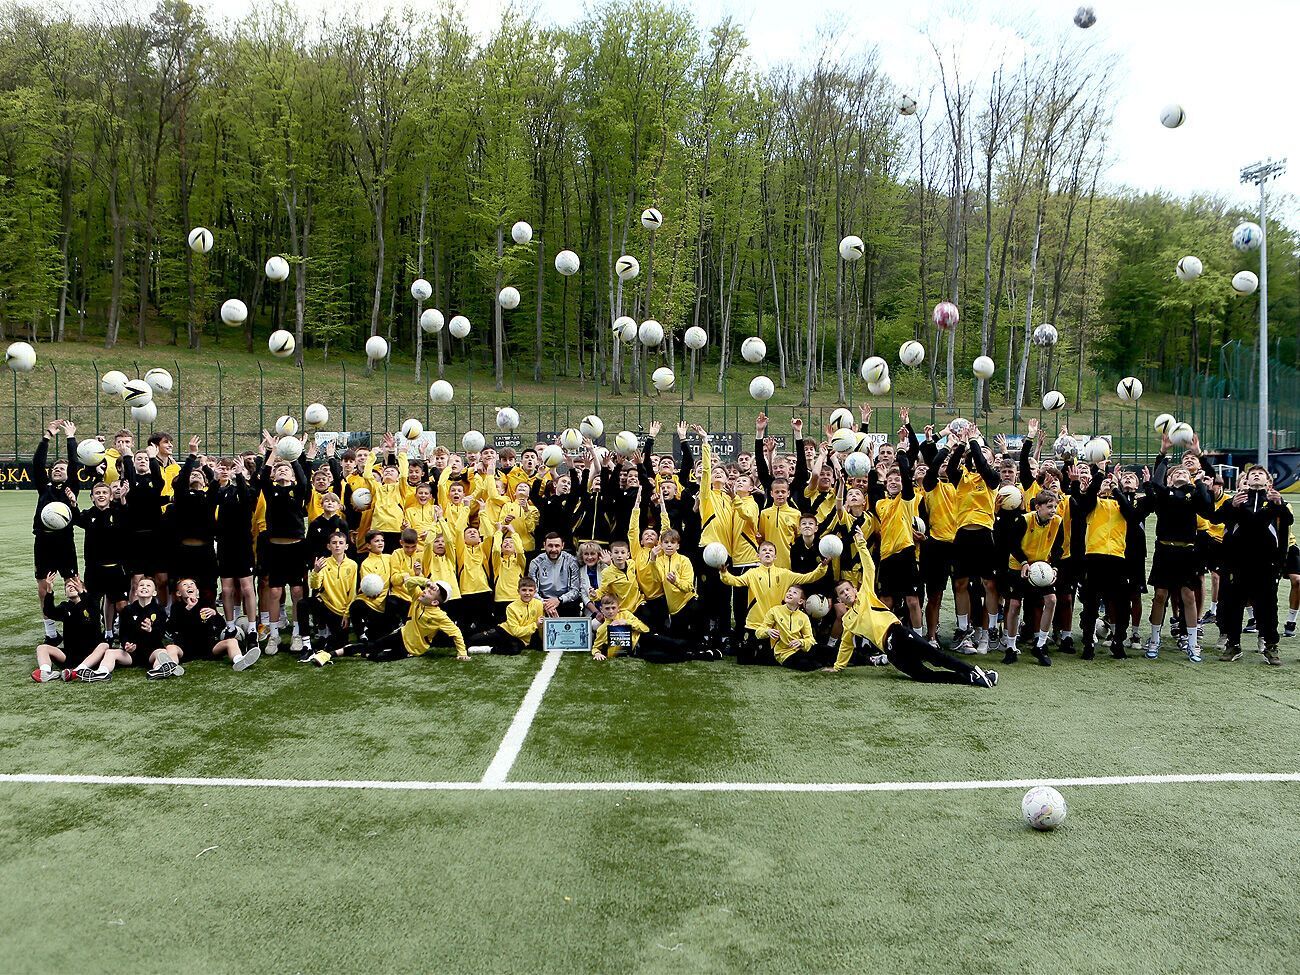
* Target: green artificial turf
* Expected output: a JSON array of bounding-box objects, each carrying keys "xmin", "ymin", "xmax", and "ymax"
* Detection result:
[{"xmin": 3, "ymin": 491, "xmax": 1300, "ymax": 974}]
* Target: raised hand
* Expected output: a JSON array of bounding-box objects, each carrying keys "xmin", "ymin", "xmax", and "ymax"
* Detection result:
[
  {"xmin": 648, "ymin": 420, "xmax": 662, "ymax": 438},
  {"xmin": 1027, "ymin": 418, "xmax": 1039, "ymax": 439},
  {"xmin": 899, "ymin": 406, "xmax": 909, "ymax": 425},
  {"xmin": 792, "ymin": 417, "xmax": 804, "ymax": 436},
  {"xmin": 189, "ymin": 435, "xmax": 201, "ymax": 455},
  {"xmin": 676, "ymin": 421, "xmax": 688, "ymax": 440},
  {"xmin": 756, "ymin": 413, "xmax": 768, "ymax": 434},
  {"xmin": 860, "ymin": 404, "xmax": 872, "ymax": 424},
  {"xmin": 63, "ymin": 420, "xmax": 76, "ymax": 438}
]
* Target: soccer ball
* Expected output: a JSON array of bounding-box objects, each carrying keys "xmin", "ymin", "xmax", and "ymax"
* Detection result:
[
  {"xmin": 749, "ymin": 376, "xmax": 775, "ymax": 402},
  {"xmin": 1042, "ymin": 390, "xmax": 1066, "ymax": 411},
  {"xmin": 365, "ymin": 336, "xmax": 389, "ymax": 361},
  {"xmin": 560, "ymin": 428, "xmax": 583, "ymax": 450},
  {"xmin": 972, "ymin": 355, "xmax": 995, "ymax": 380},
  {"xmin": 829, "ymin": 408, "xmax": 855, "ymax": 431},
  {"xmin": 580, "ymin": 415, "xmax": 604, "ymax": 440},
  {"xmin": 275, "ymin": 436, "xmax": 303, "ymax": 462},
  {"xmin": 1073, "ymin": 5, "xmax": 1096, "ymax": 28},
  {"xmin": 1232, "ymin": 222, "xmax": 1263, "ymax": 252},
  {"xmin": 220, "ymin": 299, "xmax": 247, "ymax": 326},
  {"xmin": 613, "ymin": 316, "xmax": 638, "ymax": 343},
  {"xmin": 703, "ymin": 542, "xmax": 729, "ymax": 568},
  {"xmin": 1052, "ymin": 434, "xmax": 1077, "ymax": 459},
  {"xmin": 274, "ymin": 415, "xmax": 298, "ymax": 437},
  {"xmin": 1169, "ymin": 422, "xmax": 1195, "ymax": 448},
  {"xmin": 616, "ymin": 255, "xmax": 640, "ymax": 281},
  {"xmin": 912, "ymin": 515, "xmax": 927, "ymax": 536},
  {"xmin": 462, "ymin": 430, "xmax": 486, "ymax": 453},
  {"xmin": 497, "ymin": 287, "xmax": 520, "ymax": 310},
  {"xmin": 1159, "ymin": 104, "xmax": 1186, "ymax": 129},
  {"xmin": 496, "ymin": 407, "xmax": 520, "ymax": 431},
  {"xmin": 411, "ymin": 278, "xmax": 432, "ymax": 301},
  {"xmin": 41, "ymin": 501, "xmax": 72, "ymax": 531},
  {"xmin": 804, "ymin": 594, "xmax": 831, "ymax": 619},
  {"xmin": 867, "ymin": 377, "xmax": 891, "ymax": 396},
  {"xmin": 641, "ymin": 208, "xmax": 663, "ymax": 230},
  {"xmin": 860, "ymin": 356, "xmax": 888, "ymax": 384},
  {"xmin": 640, "ymin": 320, "xmax": 665, "ymax": 346},
  {"xmin": 400, "ymin": 418, "xmax": 423, "ymax": 441},
  {"xmin": 1081, "ymin": 438, "xmax": 1111, "ymax": 464},
  {"xmin": 144, "ymin": 368, "xmax": 172, "ymax": 394},
  {"xmin": 554, "ymin": 250, "xmax": 580, "ymax": 276},
  {"xmin": 6, "ymin": 341, "xmax": 36, "ymax": 372},
  {"xmin": 100, "ymin": 370, "xmax": 128, "ymax": 396},
  {"xmin": 420, "ymin": 309, "xmax": 444, "ymax": 334},
  {"xmin": 350, "ymin": 487, "xmax": 372, "ymax": 510},
  {"xmin": 950, "ymin": 418, "xmax": 971, "ymax": 435},
  {"xmin": 614, "ymin": 431, "xmax": 639, "ymax": 455},
  {"xmin": 897, "ymin": 94, "xmax": 918, "ymax": 116},
  {"xmin": 830, "ymin": 429, "xmax": 858, "ymax": 453},
  {"xmin": 187, "ymin": 227, "xmax": 213, "ymax": 253},
  {"xmin": 1232, "ymin": 271, "xmax": 1259, "ymax": 296},
  {"xmin": 304, "ymin": 403, "xmax": 329, "ymax": 429},
  {"xmin": 1022, "ymin": 785, "xmax": 1067, "ymax": 830},
  {"xmin": 996, "ymin": 484, "xmax": 1024, "ymax": 511},
  {"xmin": 1175, "ymin": 256, "xmax": 1203, "ymax": 281},
  {"xmin": 449, "ymin": 315, "xmax": 471, "ymax": 339},
  {"xmin": 839, "ymin": 235, "xmax": 865, "ymax": 261},
  {"xmin": 741, "ymin": 336, "xmax": 767, "ymax": 363},
  {"xmin": 899, "ymin": 340, "xmax": 925, "ymax": 366},
  {"xmin": 1027, "ymin": 561, "xmax": 1058, "ymax": 588},
  {"xmin": 360, "ymin": 573, "xmax": 384, "ymax": 599},
  {"xmin": 265, "ymin": 256, "xmax": 290, "ymax": 282},
  {"xmin": 269, "ymin": 330, "xmax": 295, "ymax": 358},
  {"xmin": 652, "ymin": 366, "xmax": 675, "ymax": 391},
  {"xmin": 818, "ymin": 535, "xmax": 844, "ymax": 560},
  {"xmin": 1153, "ymin": 413, "xmax": 1176, "ymax": 435},
  {"xmin": 932, "ymin": 301, "xmax": 959, "ymax": 330},
  {"xmin": 843, "ymin": 452, "xmax": 871, "ymax": 477},
  {"xmin": 684, "ymin": 326, "xmax": 708, "ymax": 350},
  {"xmin": 1117, "ymin": 377, "xmax": 1144, "ymax": 402},
  {"xmin": 1033, "ymin": 323, "xmax": 1059, "ymax": 347},
  {"xmin": 541, "ymin": 445, "xmax": 565, "ymax": 468},
  {"xmin": 120, "ymin": 379, "xmax": 153, "ymax": 407},
  {"xmin": 131, "ymin": 402, "xmax": 157, "ymax": 424},
  {"xmin": 511, "ymin": 221, "xmax": 533, "ymax": 245},
  {"xmin": 428, "ymin": 380, "xmax": 454, "ymax": 404},
  {"xmin": 76, "ymin": 439, "xmax": 107, "ymax": 467}
]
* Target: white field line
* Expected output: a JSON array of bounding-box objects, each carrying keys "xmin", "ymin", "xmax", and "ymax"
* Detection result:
[
  {"xmin": 480, "ymin": 648, "xmax": 564, "ymax": 784},
  {"xmin": 2, "ymin": 771, "xmax": 1300, "ymax": 794}
]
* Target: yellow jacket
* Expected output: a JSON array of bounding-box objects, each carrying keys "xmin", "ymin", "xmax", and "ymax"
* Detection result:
[
  {"xmin": 759, "ymin": 502, "xmax": 802, "ymax": 568},
  {"xmin": 357, "ymin": 552, "xmax": 394, "ymax": 612},
  {"xmin": 591, "ymin": 563, "xmax": 641, "ymax": 614},
  {"xmin": 401, "ymin": 603, "xmax": 465, "ymax": 657},
  {"xmin": 308, "ymin": 556, "xmax": 358, "ymax": 618},
  {"xmin": 834, "ymin": 536, "xmax": 899, "ymax": 671},
  {"xmin": 721, "ymin": 562, "xmax": 827, "ymax": 630},
  {"xmin": 592, "ymin": 611, "xmax": 649, "ymax": 658},
  {"xmin": 654, "ymin": 552, "xmax": 696, "ymax": 615},
  {"xmin": 761, "ymin": 604, "xmax": 815, "ymax": 664},
  {"xmin": 363, "ymin": 451, "xmax": 411, "ymax": 533},
  {"xmin": 502, "ymin": 598, "xmax": 544, "ymax": 642}
]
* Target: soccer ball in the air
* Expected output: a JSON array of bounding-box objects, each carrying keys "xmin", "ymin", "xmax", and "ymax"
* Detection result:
[
  {"xmin": 972, "ymin": 356, "xmax": 995, "ymax": 380},
  {"xmin": 274, "ymin": 415, "xmax": 298, "ymax": 437},
  {"xmin": 839, "ymin": 235, "xmax": 865, "ymax": 261},
  {"xmin": 1232, "ymin": 271, "xmax": 1259, "ymax": 296},
  {"xmin": 996, "ymin": 484, "xmax": 1023, "ymax": 511},
  {"xmin": 365, "ymin": 336, "xmax": 389, "ymax": 361},
  {"xmin": 101, "ymin": 370, "xmax": 128, "ymax": 396},
  {"xmin": 684, "ymin": 326, "xmax": 708, "ymax": 350},
  {"xmin": 614, "ymin": 431, "xmax": 639, "ymax": 455},
  {"xmin": 843, "ymin": 452, "xmax": 871, "ymax": 477},
  {"xmin": 350, "ymin": 487, "xmax": 372, "ymax": 510},
  {"xmin": 804, "ymin": 594, "xmax": 831, "ymax": 618},
  {"xmin": 703, "ymin": 542, "xmax": 729, "ymax": 568},
  {"xmin": 641, "ymin": 208, "xmax": 663, "ymax": 230},
  {"xmin": 496, "ymin": 407, "xmax": 520, "ymax": 431},
  {"xmin": 1042, "ymin": 390, "xmax": 1066, "ymax": 411},
  {"xmin": 511, "ymin": 221, "xmax": 533, "ymax": 245},
  {"xmin": 830, "ymin": 429, "xmax": 858, "ymax": 453},
  {"xmin": 360, "ymin": 574, "xmax": 384, "ymax": 599},
  {"xmin": 860, "ymin": 356, "xmax": 888, "ymax": 384},
  {"xmin": 616, "ymin": 255, "xmax": 640, "ymax": 281},
  {"xmin": 560, "ymin": 428, "xmax": 583, "ymax": 450},
  {"xmin": 1175, "ymin": 256, "xmax": 1202, "ymax": 281},
  {"xmin": 420, "ymin": 309, "xmax": 444, "ymax": 334},
  {"xmin": 220, "ymin": 299, "xmax": 247, "ymax": 326},
  {"xmin": 1022, "ymin": 786, "xmax": 1067, "ymax": 830},
  {"xmin": 742, "ymin": 336, "xmax": 767, "ymax": 363},
  {"xmin": 1033, "ymin": 323, "xmax": 1059, "ymax": 347},
  {"xmin": 640, "ymin": 320, "xmax": 664, "ymax": 346},
  {"xmin": 1232, "ymin": 222, "xmax": 1263, "ymax": 252},
  {"xmin": 428, "ymin": 380, "xmax": 454, "ymax": 404},
  {"xmin": 1169, "ymin": 422, "xmax": 1195, "ymax": 448},
  {"xmin": 77, "ymin": 439, "xmax": 107, "ymax": 467},
  {"xmin": 541, "ymin": 445, "xmax": 564, "ymax": 468},
  {"xmin": 867, "ymin": 377, "xmax": 891, "ymax": 396},
  {"xmin": 1073, "ymin": 5, "xmax": 1096, "ymax": 28},
  {"xmin": 1117, "ymin": 377, "xmax": 1143, "ymax": 402},
  {"xmin": 932, "ymin": 302, "xmax": 959, "ymax": 330},
  {"xmin": 497, "ymin": 287, "xmax": 520, "ymax": 310},
  {"xmin": 899, "ymin": 341, "xmax": 925, "ymax": 366},
  {"xmin": 449, "ymin": 315, "xmax": 471, "ymax": 339},
  {"xmin": 897, "ymin": 94, "xmax": 918, "ymax": 116},
  {"xmin": 652, "ymin": 367, "xmax": 675, "ymax": 391},
  {"xmin": 612, "ymin": 317, "xmax": 638, "ymax": 343},
  {"xmin": 1081, "ymin": 438, "xmax": 1111, "ymax": 464},
  {"xmin": 1153, "ymin": 413, "xmax": 1176, "ymax": 435},
  {"xmin": 269, "ymin": 330, "xmax": 295, "ymax": 358},
  {"xmin": 580, "ymin": 415, "xmax": 604, "ymax": 439},
  {"xmin": 144, "ymin": 368, "xmax": 172, "ymax": 394},
  {"xmin": 6, "ymin": 341, "xmax": 36, "ymax": 372},
  {"xmin": 305, "ymin": 403, "xmax": 329, "ymax": 429},
  {"xmin": 411, "ymin": 278, "xmax": 432, "ymax": 301},
  {"xmin": 1159, "ymin": 104, "xmax": 1185, "ymax": 129},
  {"xmin": 121, "ymin": 380, "xmax": 152, "ymax": 407},
  {"xmin": 187, "ymin": 227, "xmax": 212, "ymax": 253},
  {"xmin": 819, "ymin": 535, "xmax": 844, "ymax": 560},
  {"xmin": 265, "ymin": 256, "xmax": 290, "ymax": 282},
  {"xmin": 275, "ymin": 436, "xmax": 303, "ymax": 462},
  {"xmin": 554, "ymin": 250, "xmax": 580, "ymax": 276},
  {"xmin": 829, "ymin": 408, "xmax": 855, "ymax": 431},
  {"xmin": 400, "ymin": 418, "xmax": 423, "ymax": 441},
  {"xmin": 462, "ymin": 430, "xmax": 486, "ymax": 453},
  {"xmin": 131, "ymin": 402, "xmax": 158, "ymax": 424},
  {"xmin": 41, "ymin": 502, "xmax": 73, "ymax": 531},
  {"xmin": 749, "ymin": 376, "xmax": 775, "ymax": 401}
]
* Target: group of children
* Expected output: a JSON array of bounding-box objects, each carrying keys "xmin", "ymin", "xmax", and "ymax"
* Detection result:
[{"xmin": 27, "ymin": 405, "xmax": 1296, "ymax": 688}]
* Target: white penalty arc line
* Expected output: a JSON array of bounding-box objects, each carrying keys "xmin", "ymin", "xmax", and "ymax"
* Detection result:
[
  {"xmin": 480, "ymin": 648, "xmax": 564, "ymax": 784},
  {"xmin": 2, "ymin": 771, "xmax": 1300, "ymax": 795}
]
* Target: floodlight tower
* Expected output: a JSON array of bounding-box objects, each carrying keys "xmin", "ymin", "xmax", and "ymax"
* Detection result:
[{"xmin": 1239, "ymin": 157, "xmax": 1286, "ymax": 467}]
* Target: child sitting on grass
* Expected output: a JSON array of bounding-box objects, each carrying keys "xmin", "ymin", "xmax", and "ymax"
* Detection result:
[{"xmin": 323, "ymin": 579, "xmax": 467, "ymax": 665}]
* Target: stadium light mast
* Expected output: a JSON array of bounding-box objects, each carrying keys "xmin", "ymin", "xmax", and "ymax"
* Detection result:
[{"xmin": 1239, "ymin": 157, "xmax": 1286, "ymax": 468}]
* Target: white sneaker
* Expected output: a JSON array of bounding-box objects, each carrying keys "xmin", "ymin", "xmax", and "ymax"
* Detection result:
[
  {"xmin": 290, "ymin": 633, "xmax": 303, "ymax": 655},
  {"xmin": 466, "ymin": 645, "xmax": 493, "ymax": 655},
  {"xmin": 232, "ymin": 644, "xmax": 261, "ymax": 672},
  {"xmin": 975, "ymin": 630, "xmax": 990, "ymax": 655}
]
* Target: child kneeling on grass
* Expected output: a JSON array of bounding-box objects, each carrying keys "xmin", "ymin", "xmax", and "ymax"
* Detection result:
[
  {"xmin": 33, "ymin": 574, "xmax": 107, "ymax": 683},
  {"xmin": 322, "ymin": 579, "xmax": 468, "ymax": 665},
  {"xmin": 760, "ymin": 585, "xmax": 835, "ymax": 671},
  {"xmin": 590, "ymin": 595, "xmax": 719, "ymax": 664},
  {"xmin": 464, "ymin": 576, "xmax": 545, "ymax": 655}
]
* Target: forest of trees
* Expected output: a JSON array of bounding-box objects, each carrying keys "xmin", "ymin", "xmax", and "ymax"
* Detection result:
[{"xmin": 0, "ymin": 0, "xmax": 1296, "ymax": 409}]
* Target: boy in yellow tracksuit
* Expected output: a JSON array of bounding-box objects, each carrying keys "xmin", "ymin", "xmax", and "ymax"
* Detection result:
[
  {"xmin": 301, "ymin": 530, "xmax": 357, "ymax": 658},
  {"xmin": 1074, "ymin": 463, "xmax": 1137, "ymax": 660},
  {"xmin": 352, "ymin": 530, "xmax": 397, "ymax": 640},
  {"xmin": 492, "ymin": 525, "xmax": 527, "ymax": 615},
  {"xmin": 760, "ymin": 585, "xmax": 831, "ymax": 671},
  {"xmin": 591, "ymin": 539, "xmax": 642, "ymax": 615},
  {"xmin": 694, "ymin": 427, "xmax": 735, "ymax": 641},
  {"xmin": 362, "ymin": 438, "xmax": 412, "ymax": 551},
  {"xmin": 590, "ymin": 595, "xmax": 718, "ymax": 664},
  {"xmin": 330, "ymin": 579, "xmax": 467, "ymax": 663},
  {"xmin": 463, "ymin": 576, "xmax": 545, "ymax": 655},
  {"xmin": 720, "ymin": 541, "xmax": 828, "ymax": 664}
]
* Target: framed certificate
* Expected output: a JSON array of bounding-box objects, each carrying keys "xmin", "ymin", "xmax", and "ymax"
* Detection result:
[{"xmin": 542, "ymin": 617, "xmax": 593, "ymax": 652}]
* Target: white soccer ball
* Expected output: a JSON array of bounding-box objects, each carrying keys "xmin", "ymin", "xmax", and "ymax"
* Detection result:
[
  {"xmin": 912, "ymin": 515, "xmax": 927, "ymax": 536},
  {"xmin": 1081, "ymin": 438, "xmax": 1111, "ymax": 464},
  {"xmin": 265, "ymin": 256, "xmax": 290, "ymax": 282},
  {"xmin": 804, "ymin": 594, "xmax": 831, "ymax": 619},
  {"xmin": 76, "ymin": 439, "xmax": 107, "ymax": 467},
  {"xmin": 741, "ymin": 336, "xmax": 767, "ymax": 363},
  {"xmin": 867, "ymin": 378, "xmax": 892, "ymax": 397},
  {"xmin": 652, "ymin": 366, "xmax": 675, "ymax": 391},
  {"xmin": 497, "ymin": 286, "xmax": 520, "ymax": 310},
  {"xmin": 274, "ymin": 415, "xmax": 298, "ymax": 437},
  {"xmin": 269, "ymin": 330, "xmax": 295, "ymax": 358},
  {"xmin": 144, "ymin": 368, "xmax": 172, "ymax": 394},
  {"xmin": 365, "ymin": 336, "xmax": 389, "ymax": 361},
  {"xmin": 448, "ymin": 315, "xmax": 471, "ymax": 339},
  {"xmin": 541, "ymin": 444, "xmax": 565, "ymax": 468},
  {"xmin": 413, "ymin": 310, "xmax": 441, "ymax": 338},
  {"xmin": 1232, "ymin": 270, "xmax": 1259, "ymax": 296},
  {"xmin": 860, "ymin": 356, "xmax": 888, "ymax": 384},
  {"xmin": 749, "ymin": 376, "xmax": 775, "ymax": 402},
  {"xmin": 1052, "ymin": 434, "xmax": 1077, "ymax": 459},
  {"xmin": 897, "ymin": 94, "xmax": 918, "ymax": 116},
  {"xmin": 411, "ymin": 278, "xmax": 432, "ymax": 301},
  {"xmin": 1033, "ymin": 323, "xmax": 1059, "ymax": 347},
  {"xmin": 829, "ymin": 408, "xmax": 855, "ymax": 431},
  {"xmin": 932, "ymin": 301, "xmax": 960, "ymax": 330},
  {"xmin": 640, "ymin": 320, "xmax": 665, "ymax": 346},
  {"xmin": 275, "ymin": 435, "xmax": 303, "ymax": 462},
  {"xmin": 641, "ymin": 208, "xmax": 663, "ymax": 230},
  {"xmin": 1169, "ymin": 422, "xmax": 1195, "ymax": 448},
  {"xmin": 580, "ymin": 416, "xmax": 604, "ymax": 439},
  {"xmin": 554, "ymin": 250, "xmax": 580, "ymax": 276},
  {"xmin": 100, "ymin": 370, "xmax": 128, "ymax": 396},
  {"xmin": 304, "ymin": 403, "xmax": 329, "ymax": 429},
  {"xmin": 1022, "ymin": 785, "xmax": 1067, "ymax": 830},
  {"xmin": 830, "ymin": 429, "xmax": 858, "ymax": 453},
  {"xmin": 5, "ymin": 341, "xmax": 36, "ymax": 372},
  {"xmin": 400, "ymin": 418, "xmax": 423, "ymax": 441},
  {"xmin": 1233, "ymin": 222, "xmax": 1263, "ymax": 252},
  {"xmin": 1159, "ymin": 104, "xmax": 1186, "ymax": 129},
  {"xmin": 496, "ymin": 407, "xmax": 520, "ymax": 431},
  {"xmin": 899, "ymin": 341, "xmax": 925, "ymax": 367},
  {"xmin": 560, "ymin": 428, "xmax": 583, "ymax": 450},
  {"xmin": 839, "ymin": 235, "xmax": 865, "ymax": 261},
  {"xmin": 614, "ymin": 430, "xmax": 639, "ymax": 455},
  {"xmin": 843, "ymin": 452, "xmax": 871, "ymax": 477},
  {"xmin": 120, "ymin": 379, "xmax": 153, "ymax": 406},
  {"xmin": 360, "ymin": 573, "xmax": 384, "ymax": 599},
  {"xmin": 950, "ymin": 418, "xmax": 971, "ymax": 436},
  {"xmin": 818, "ymin": 535, "xmax": 844, "ymax": 560},
  {"xmin": 613, "ymin": 316, "xmax": 638, "ymax": 343},
  {"xmin": 462, "ymin": 430, "xmax": 486, "ymax": 453},
  {"xmin": 428, "ymin": 380, "xmax": 454, "ymax": 404},
  {"xmin": 1117, "ymin": 377, "xmax": 1144, "ymax": 402},
  {"xmin": 684, "ymin": 326, "xmax": 708, "ymax": 350},
  {"xmin": 220, "ymin": 299, "xmax": 248, "ymax": 326},
  {"xmin": 1027, "ymin": 561, "xmax": 1058, "ymax": 588},
  {"xmin": 702, "ymin": 542, "xmax": 730, "ymax": 568},
  {"xmin": 187, "ymin": 227, "xmax": 212, "ymax": 253},
  {"xmin": 996, "ymin": 484, "xmax": 1024, "ymax": 511},
  {"xmin": 41, "ymin": 501, "xmax": 72, "ymax": 531},
  {"xmin": 616, "ymin": 255, "xmax": 640, "ymax": 281},
  {"xmin": 131, "ymin": 402, "xmax": 158, "ymax": 424},
  {"xmin": 350, "ymin": 487, "xmax": 372, "ymax": 510},
  {"xmin": 1042, "ymin": 390, "xmax": 1066, "ymax": 412},
  {"xmin": 511, "ymin": 221, "xmax": 533, "ymax": 245},
  {"xmin": 1153, "ymin": 414, "xmax": 1176, "ymax": 435},
  {"xmin": 1073, "ymin": 5, "xmax": 1096, "ymax": 28},
  {"xmin": 1175, "ymin": 256, "xmax": 1203, "ymax": 281},
  {"xmin": 972, "ymin": 355, "xmax": 995, "ymax": 380}
]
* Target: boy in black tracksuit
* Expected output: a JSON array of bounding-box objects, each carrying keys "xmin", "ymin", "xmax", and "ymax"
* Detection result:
[
  {"xmin": 75, "ymin": 481, "xmax": 128, "ymax": 642},
  {"xmin": 1216, "ymin": 467, "xmax": 1292, "ymax": 664},
  {"xmin": 33, "ymin": 576, "xmax": 105, "ymax": 682},
  {"xmin": 33, "ymin": 421, "xmax": 80, "ymax": 643}
]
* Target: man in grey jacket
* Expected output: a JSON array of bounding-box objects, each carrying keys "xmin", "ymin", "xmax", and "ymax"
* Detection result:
[{"xmin": 528, "ymin": 533, "xmax": 582, "ymax": 617}]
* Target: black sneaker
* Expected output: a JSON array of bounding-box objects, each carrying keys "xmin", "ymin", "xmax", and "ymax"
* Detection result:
[
  {"xmin": 82, "ymin": 668, "xmax": 110, "ymax": 682},
  {"xmin": 1058, "ymin": 636, "xmax": 1076, "ymax": 655},
  {"xmin": 1286, "ymin": 622, "xmax": 1296, "ymax": 638},
  {"xmin": 1033, "ymin": 649, "xmax": 1052, "ymax": 667},
  {"xmin": 45, "ymin": 633, "xmax": 63, "ymax": 648},
  {"xmin": 1244, "ymin": 618, "xmax": 1258, "ymax": 634},
  {"xmin": 1110, "ymin": 642, "xmax": 1129, "ymax": 659},
  {"xmin": 1001, "ymin": 647, "xmax": 1019, "ymax": 665},
  {"xmin": 1081, "ymin": 645, "xmax": 1096, "ymax": 661},
  {"xmin": 1198, "ymin": 610, "xmax": 1216, "ymax": 626},
  {"xmin": 1219, "ymin": 642, "xmax": 1243, "ymax": 662},
  {"xmin": 970, "ymin": 666, "xmax": 995, "ymax": 688}
]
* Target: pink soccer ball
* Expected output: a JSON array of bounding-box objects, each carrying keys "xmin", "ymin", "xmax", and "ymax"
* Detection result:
[{"xmin": 932, "ymin": 302, "xmax": 960, "ymax": 330}]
